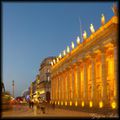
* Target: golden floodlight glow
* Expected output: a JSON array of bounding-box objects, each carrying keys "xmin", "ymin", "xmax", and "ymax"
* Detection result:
[
  {"xmin": 67, "ymin": 46, "xmax": 70, "ymax": 53},
  {"xmin": 61, "ymin": 101, "xmax": 63, "ymax": 105},
  {"xmin": 111, "ymin": 101, "xmax": 116, "ymax": 109},
  {"xmin": 76, "ymin": 36, "xmax": 80, "ymax": 44},
  {"xmin": 82, "ymin": 101, "xmax": 84, "ymax": 107},
  {"xmin": 71, "ymin": 41, "xmax": 75, "ymax": 49},
  {"xmin": 70, "ymin": 101, "xmax": 72, "ymax": 106},
  {"xmin": 53, "ymin": 59, "xmax": 56, "ymax": 64},
  {"xmin": 65, "ymin": 101, "xmax": 67, "ymax": 106},
  {"xmin": 55, "ymin": 101, "xmax": 56, "ymax": 105},
  {"xmin": 75, "ymin": 101, "xmax": 78, "ymax": 106},
  {"xmin": 59, "ymin": 53, "xmax": 62, "ymax": 59},
  {"xmin": 63, "ymin": 50, "xmax": 66, "ymax": 56},
  {"xmin": 99, "ymin": 101, "xmax": 103, "ymax": 108},
  {"xmin": 83, "ymin": 31, "xmax": 87, "ymax": 40},
  {"xmin": 89, "ymin": 101, "xmax": 93, "ymax": 107},
  {"xmin": 58, "ymin": 101, "xmax": 60, "ymax": 105},
  {"xmin": 90, "ymin": 24, "xmax": 95, "ymax": 33},
  {"xmin": 57, "ymin": 57, "xmax": 59, "ymax": 62},
  {"xmin": 51, "ymin": 61, "xmax": 53, "ymax": 66},
  {"xmin": 101, "ymin": 14, "xmax": 105, "ymax": 25}
]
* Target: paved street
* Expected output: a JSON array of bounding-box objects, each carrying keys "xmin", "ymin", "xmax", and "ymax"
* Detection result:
[{"xmin": 1, "ymin": 104, "xmax": 118, "ymax": 118}]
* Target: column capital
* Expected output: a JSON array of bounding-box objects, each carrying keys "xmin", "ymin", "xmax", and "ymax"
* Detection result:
[
  {"xmin": 76, "ymin": 61, "xmax": 82, "ymax": 66},
  {"xmin": 99, "ymin": 47, "xmax": 107, "ymax": 54},
  {"xmin": 111, "ymin": 40, "xmax": 118, "ymax": 48},
  {"xmin": 67, "ymin": 65, "xmax": 72, "ymax": 70},
  {"xmin": 82, "ymin": 57, "xmax": 88, "ymax": 63},
  {"xmin": 90, "ymin": 52, "xmax": 97, "ymax": 59}
]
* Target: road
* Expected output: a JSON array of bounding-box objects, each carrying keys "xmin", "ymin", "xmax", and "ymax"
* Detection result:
[{"xmin": 1, "ymin": 104, "xmax": 118, "ymax": 118}]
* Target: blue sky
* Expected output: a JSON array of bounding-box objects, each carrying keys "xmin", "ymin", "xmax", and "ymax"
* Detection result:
[{"xmin": 2, "ymin": 2, "xmax": 116, "ymax": 97}]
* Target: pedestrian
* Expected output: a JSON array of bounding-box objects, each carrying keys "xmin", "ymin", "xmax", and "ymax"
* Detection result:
[
  {"xmin": 33, "ymin": 97, "xmax": 39, "ymax": 115},
  {"xmin": 28, "ymin": 99, "xmax": 31, "ymax": 109},
  {"xmin": 31, "ymin": 99, "xmax": 34, "ymax": 109}
]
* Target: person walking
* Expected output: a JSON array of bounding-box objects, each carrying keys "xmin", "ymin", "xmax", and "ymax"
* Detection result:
[
  {"xmin": 31, "ymin": 98, "xmax": 34, "ymax": 109},
  {"xmin": 33, "ymin": 97, "xmax": 39, "ymax": 115},
  {"xmin": 28, "ymin": 99, "xmax": 31, "ymax": 109}
]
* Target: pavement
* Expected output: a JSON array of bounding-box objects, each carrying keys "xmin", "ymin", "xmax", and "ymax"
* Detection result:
[{"xmin": 1, "ymin": 104, "xmax": 119, "ymax": 118}]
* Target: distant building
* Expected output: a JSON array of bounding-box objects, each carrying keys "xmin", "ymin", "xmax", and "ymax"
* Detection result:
[
  {"xmin": 37, "ymin": 56, "xmax": 56, "ymax": 102},
  {"xmin": 29, "ymin": 80, "xmax": 37, "ymax": 98}
]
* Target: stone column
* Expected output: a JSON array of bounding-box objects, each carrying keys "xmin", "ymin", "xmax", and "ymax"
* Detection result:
[
  {"xmin": 58, "ymin": 76, "xmax": 60, "ymax": 102},
  {"xmin": 74, "ymin": 65, "xmax": 78, "ymax": 101},
  {"xmin": 52, "ymin": 77, "xmax": 53, "ymax": 101},
  {"xmin": 80, "ymin": 63, "xmax": 84, "ymax": 101},
  {"xmin": 69, "ymin": 67, "xmax": 73, "ymax": 101},
  {"xmin": 91, "ymin": 54, "xmax": 96, "ymax": 106},
  {"xmin": 66, "ymin": 71, "xmax": 68, "ymax": 101},
  {"xmin": 76, "ymin": 62, "xmax": 81, "ymax": 104},
  {"xmin": 53, "ymin": 77, "xmax": 54, "ymax": 101},
  {"xmin": 83, "ymin": 59, "xmax": 88, "ymax": 104},
  {"xmin": 58, "ymin": 75, "xmax": 59, "ymax": 101},
  {"xmin": 50, "ymin": 77, "xmax": 52, "ymax": 101},
  {"xmin": 77, "ymin": 62, "xmax": 81, "ymax": 104},
  {"xmin": 73, "ymin": 65, "xmax": 77, "ymax": 101},
  {"xmin": 61, "ymin": 73, "xmax": 63, "ymax": 101},
  {"xmin": 101, "ymin": 48, "xmax": 107, "ymax": 106},
  {"xmin": 72, "ymin": 66, "xmax": 75, "ymax": 103},
  {"xmin": 63, "ymin": 71, "xmax": 65, "ymax": 102},
  {"xmin": 59, "ymin": 73, "xmax": 62, "ymax": 102},
  {"xmin": 56, "ymin": 76, "xmax": 58, "ymax": 101},
  {"xmin": 113, "ymin": 44, "xmax": 118, "ymax": 103},
  {"xmin": 67, "ymin": 68, "xmax": 70, "ymax": 101},
  {"xmin": 55, "ymin": 77, "xmax": 56, "ymax": 101},
  {"xmin": 55, "ymin": 77, "xmax": 57, "ymax": 101},
  {"xmin": 62, "ymin": 72, "xmax": 64, "ymax": 102}
]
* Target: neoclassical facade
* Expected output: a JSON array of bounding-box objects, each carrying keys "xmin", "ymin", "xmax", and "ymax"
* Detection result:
[
  {"xmin": 37, "ymin": 57, "xmax": 56, "ymax": 101},
  {"xmin": 51, "ymin": 14, "xmax": 118, "ymax": 109}
]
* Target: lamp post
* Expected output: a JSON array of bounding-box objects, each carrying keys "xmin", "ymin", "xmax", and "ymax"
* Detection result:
[{"xmin": 12, "ymin": 80, "xmax": 14, "ymax": 98}]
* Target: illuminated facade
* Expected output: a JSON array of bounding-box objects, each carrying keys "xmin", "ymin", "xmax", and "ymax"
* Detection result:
[
  {"xmin": 29, "ymin": 80, "xmax": 37, "ymax": 98},
  {"xmin": 51, "ymin": 14, "xmax": 118, "ymax": 109},
  {"xmin": 37, "ymin": 57, "xmax": 56, "ymax": 101}
]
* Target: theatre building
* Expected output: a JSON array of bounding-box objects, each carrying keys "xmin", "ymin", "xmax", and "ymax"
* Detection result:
[{"xmin": 50, "ymin": 9, "xmax": 118, "ymax": 110}]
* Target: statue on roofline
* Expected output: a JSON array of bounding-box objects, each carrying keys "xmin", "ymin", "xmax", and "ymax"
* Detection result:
[{"xmin": 112, "ymin": 3, "xmax": 118, "ymax": 16}]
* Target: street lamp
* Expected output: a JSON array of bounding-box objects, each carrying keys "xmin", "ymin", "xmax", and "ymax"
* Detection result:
[{"xmin": 12, "ymin": 80, "xmax": 14, "ymax": 98}]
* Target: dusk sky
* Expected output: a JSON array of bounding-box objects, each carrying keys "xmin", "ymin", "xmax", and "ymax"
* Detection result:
[{"xmin": 2, "ymin": 2, "xmax": 116, "ymax": 97}]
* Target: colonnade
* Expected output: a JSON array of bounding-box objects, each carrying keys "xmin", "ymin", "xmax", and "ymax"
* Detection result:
[{"xmin": 51, "ymin": 43, "xmax": 118, "ymax": 109}]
